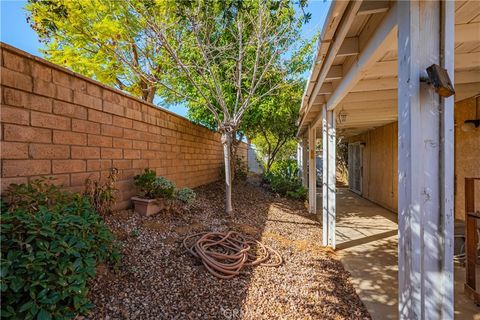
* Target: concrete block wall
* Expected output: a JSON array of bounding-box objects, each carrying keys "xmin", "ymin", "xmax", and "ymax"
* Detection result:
[{"xmin": 0, "ymin": 43, "xmax": 247, "ymax": 209}]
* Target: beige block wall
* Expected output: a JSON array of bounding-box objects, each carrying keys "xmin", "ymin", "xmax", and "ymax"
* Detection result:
[
  {"xmin": 0, "ymin": 43, "xmax": 247, "ymax": 209},
  {"xmin": 348, "ymin": 96, "xmax": 480, "ymax": 219}
]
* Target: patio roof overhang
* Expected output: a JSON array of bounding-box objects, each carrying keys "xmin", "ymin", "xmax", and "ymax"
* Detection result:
[
  {"xmin": 297, "ymin": 1, "xmax": 480, "ymax": 318},
  {"xmin": 298, "ymin": 0, "xmax": 480, "ymax": 138}
]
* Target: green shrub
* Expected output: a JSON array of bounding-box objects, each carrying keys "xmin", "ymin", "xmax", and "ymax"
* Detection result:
[
  {"xmin": 174, "ymin": 188, "xmax": 196, "ymax": 204},
  {"xmin": 134, "ymin": 169, "xmax": 175, "ymax": 199},
  {"xmin": 262, "ymin": 160, "xmax": 307, "ymax": 200},
  {"xmin": 154, "ymin": 177, "xmax": 175, "ymax": 198},
  {"xmin": 1, "ymin": 180, "xmax": 120, "ymax": 319},
  {"xmin": 286, "ymin": 186, "xmax": 308, "ymax": 200}
]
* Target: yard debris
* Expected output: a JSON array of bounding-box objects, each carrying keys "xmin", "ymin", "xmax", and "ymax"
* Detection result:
[
  {"xmin": 88, "ymin": 179, "xmax": 371, "ymax": 319},
  {"xmin": 183, "ymin": 231, "xmax": 282, "ymax": 279}
]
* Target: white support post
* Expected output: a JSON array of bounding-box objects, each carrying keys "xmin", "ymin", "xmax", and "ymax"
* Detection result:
[
  {"xmin": 397, "ymin": 1, "xmax": 454, "ymax": 319},
  {"xmin": 302, "ymin": 138, "xmax": 308, "ymax": 188},
  {"xmin": 308, "ymin": 126, "xmax": 317, "ymax": 214},
  {"xmin": 297, "ymin": 142, "xmax": 303, "ymax": 179},
  {"xmin": 322, "ymin": 105, "xmax": 336, "ymax": 248}
]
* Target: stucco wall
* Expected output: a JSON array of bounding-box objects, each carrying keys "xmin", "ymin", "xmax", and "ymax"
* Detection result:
[
  {"xmin": 0, "ymin": 43, "xmax": 247, "ymax": 209},
  {"xmin": 348, "ymin": 96, "xmax": 480, "ymax": 219}
]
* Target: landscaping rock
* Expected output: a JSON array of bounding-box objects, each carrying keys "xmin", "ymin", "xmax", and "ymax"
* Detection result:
[{"xmin": 88, "ymin": 180, "xmax": 370, "ymax": 319}]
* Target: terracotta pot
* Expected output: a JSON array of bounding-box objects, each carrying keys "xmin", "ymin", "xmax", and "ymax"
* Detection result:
[{"xmin": 131, "ymin": 197, "xmax": 164, "ymax": 216}]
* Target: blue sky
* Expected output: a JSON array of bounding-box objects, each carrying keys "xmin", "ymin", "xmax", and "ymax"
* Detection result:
[{"xmin": 1, "ymin": 0, "xmax": 330, "ymax": 118}]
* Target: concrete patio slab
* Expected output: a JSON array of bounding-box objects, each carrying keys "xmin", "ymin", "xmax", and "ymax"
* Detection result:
[{"xmin": 317, "ymin": 188, "xmax": 480, "ymax": 319}]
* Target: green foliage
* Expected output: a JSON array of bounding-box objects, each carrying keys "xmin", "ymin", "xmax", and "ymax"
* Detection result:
[
  {"xmin": 234, "ymin": 157, "xmax": 248, "ymax": 181},
  {"xmin": 84, "ymin": 168, "xmax": 119, "ymax": 215},
  {"xmin": 174, "ymin": 188, "xmax": 196, "ymax": 204},
  {"xmin": 246, "ymin": 80, "xmax": 307, "ymax": 172},
  {"xmin": 130, "ymin": 228, "xmax": 141, "ymax": 238},
  {"xmin": 1, "ymin": 181, "xmax": 120, "ymax": 320},
  {"xmin": 4, "ymin": 177, "xmax": 75, "ymax": 213},
  {"xmin": 262, "ymin": 160, "xmax": 307, "ymax": 200},
  {"xmin": 134, "ymin": 169, "xmax": 175, "ymax": 199},
  {"xmin": 286, "ymin": 186, "xmax": 308, "ymax": 200},
  {"xmin": 154, "ymin": 177, "xmax": 176, "ymax": 199},
  {"xmin": 26, "ymin": 0, "xmax": 313, "ymax": 117}
]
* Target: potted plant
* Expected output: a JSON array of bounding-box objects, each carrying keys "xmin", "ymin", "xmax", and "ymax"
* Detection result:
[{"xmin": 132, "ymin": 169, "xmax": 175, "ymax": 216}]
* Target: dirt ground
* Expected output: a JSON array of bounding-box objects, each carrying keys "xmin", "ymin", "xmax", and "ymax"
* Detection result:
[{"xmin": 88, "ymin": 179, "xmax": 370, "ymax": 320}]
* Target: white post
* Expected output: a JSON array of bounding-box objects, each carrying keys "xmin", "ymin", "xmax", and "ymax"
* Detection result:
[
  {"xmin": 297, "ymin": 142, "xmax": 302, "ymax": 178},
  {"xmin": 397, "ymin": 1, "xmax": 454, "ymax": 319},
  {"xmin": 322, "ymin": 107, "xmax": 328, "ymax": 245},
  {"xmin": 302, "ymin": 138, "xmax": 308, "ymax": 188},
  {"xmin": 327, "ymin": 109, "xmax": 336, "ymax": 249},
  {"xmin": 322, "ymin": 105, "xmax": 336, "ymax": 248},
  {"xmin": 308, "ymin": 126, "xmax": 317, "ymax": 214}
]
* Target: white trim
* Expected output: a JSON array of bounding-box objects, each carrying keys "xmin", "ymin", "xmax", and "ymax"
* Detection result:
[
  {"xmin": 307, "ymin": 1, "xmax": 363, "ymax": 112},
  {"xmin": 308, "ymin": 126, "xmax": 317, "ymax": 214},
  {"xmin": 325, "ymin": 2, "xmax": 398, "ymax": 112}
]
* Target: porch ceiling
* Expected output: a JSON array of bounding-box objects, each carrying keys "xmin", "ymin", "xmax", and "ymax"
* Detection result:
[{"xmin": 298, "ymin": 0, "xmax": 480, "ymax": 139}]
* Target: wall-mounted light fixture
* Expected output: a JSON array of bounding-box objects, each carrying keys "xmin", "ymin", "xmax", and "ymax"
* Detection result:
[
  {"xmin": 461, "ymin": 97, "xmax": 480, "ymax": 132},
  {"xmin": 420, "ymin": 64, "xmax": 455, "ymax": 98},
  {"xmin": 338, "ymin": 110, "xmax": 348, "ymax": 124}
]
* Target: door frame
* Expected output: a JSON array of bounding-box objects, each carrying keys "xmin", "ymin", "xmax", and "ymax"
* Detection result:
[{"xmin": 348, "ymin": 142, "xmax": 363, "ymax": 195}]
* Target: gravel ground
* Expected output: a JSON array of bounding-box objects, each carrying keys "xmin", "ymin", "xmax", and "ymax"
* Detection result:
[{"xmin": 88, "ymin": 179, "xmax": 371, "ymax": 320}]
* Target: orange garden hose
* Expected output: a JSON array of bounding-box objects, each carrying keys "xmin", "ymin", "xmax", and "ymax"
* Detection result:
[{"xmin": 183, "ymin": 231, "xmax": 283, "ymax": 279}]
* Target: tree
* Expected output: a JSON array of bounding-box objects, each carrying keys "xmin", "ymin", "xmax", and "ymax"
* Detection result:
[
  {"xmin": 245, "ymin": 80, "xmax": 303, "ymax": 172},
  {"xmin": 26, "ymin": 0, "xmax": 171, "ymax": 102},
  {"xmin": 26, "ymin": 0, "xmax": 310, "ymax": 213}
]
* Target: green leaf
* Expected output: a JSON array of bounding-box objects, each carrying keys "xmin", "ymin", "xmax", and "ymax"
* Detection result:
[
  {"xmin": 36, "ymin": 309, "xmax": 52, "ymax": 320},
  {"xmin": 19, "ymin": 300, "xmax": 36, "ymax": 313},
  {"xmin": 10, "ymin": 276, "xmax": 23, "ymax": 292}
]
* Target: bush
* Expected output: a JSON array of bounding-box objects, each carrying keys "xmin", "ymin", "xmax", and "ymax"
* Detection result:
[
  {"xmin": 154, "ymin": 177, "xmax": 175, "ymax": 198},
  {"xmin": 1, "ymin": 180, "xmax": 120, "ymax": 319},
  {"xmin": 84, "ymin": 168, "xmax": 119, "ymax": 215},
  {"xmin": 134, "ymin": 169, "xmax": 175, "ymax": 199},
  {"xmin": 174, "ymin": 188, "xmax": 196, "ymax": 204},
  {"xmin": 262, "ymin": 160, "xmax": 307, "ymax": 200}
]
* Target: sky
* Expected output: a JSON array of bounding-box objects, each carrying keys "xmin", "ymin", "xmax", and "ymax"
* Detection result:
[{"xmin": 0, "ymin": 0, "xmax": 330, "ymax": 119}]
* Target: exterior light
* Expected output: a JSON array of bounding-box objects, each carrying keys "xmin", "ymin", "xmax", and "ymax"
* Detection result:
[
  {"xmin": 424, "ymin": 64, "xmax": 455, "ymax": 98},
  {"xmin": 338, "ymin": 111, "xmax": 347, "ymax": 124},
  {"xmin": 461, "ymin": 97, "xmax": 480, "ymax": 132},
  {"xmin": 461, "ymin": 120, "xmax": 479, "ymax": 132}
]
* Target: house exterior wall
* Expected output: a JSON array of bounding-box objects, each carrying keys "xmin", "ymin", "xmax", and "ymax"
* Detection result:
[
  {"xmin": 0, "ymin": 43, "xmax": 247, "ymax": 209},
  {"xmin": 348, "ymin": 96, "xmax": 480, "ymax": 219},
  {"xmin": 348, "ymin": 122, "xmax": 398, "ymax": 212},
  {"xmin": 454, "ymin": 97, "xmax": 480, "ymax": 220}
]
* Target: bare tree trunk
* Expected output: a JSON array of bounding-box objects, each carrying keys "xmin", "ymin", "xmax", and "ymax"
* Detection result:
[{"xmin": 221, "ymin": 131, "xmax": 233, "ymax": 213}]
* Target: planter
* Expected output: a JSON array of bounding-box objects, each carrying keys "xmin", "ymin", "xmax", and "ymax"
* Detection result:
[
  {"xmin": 131, "ymin": 197, "xmax": 165, "ymax": 216},
  {"xmin": 131, "ymin": 197, "xmax": 187, "ymax": 216}
]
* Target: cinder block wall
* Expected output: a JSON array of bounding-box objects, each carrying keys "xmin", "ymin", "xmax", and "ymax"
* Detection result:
[{"xmin": 0, "ymin": 43, "xmax": 247, "ymax": 209}]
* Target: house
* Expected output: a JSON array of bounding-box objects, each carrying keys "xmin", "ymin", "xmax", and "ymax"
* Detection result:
[{"xmin": 297, "ymin": 0, "xmax": 480, "ymax": 319}]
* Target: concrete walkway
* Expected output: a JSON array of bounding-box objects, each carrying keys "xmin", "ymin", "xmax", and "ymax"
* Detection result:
[{"xmin": 317, "ymin": 188, "xmax": 480, "ymax": 320}]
